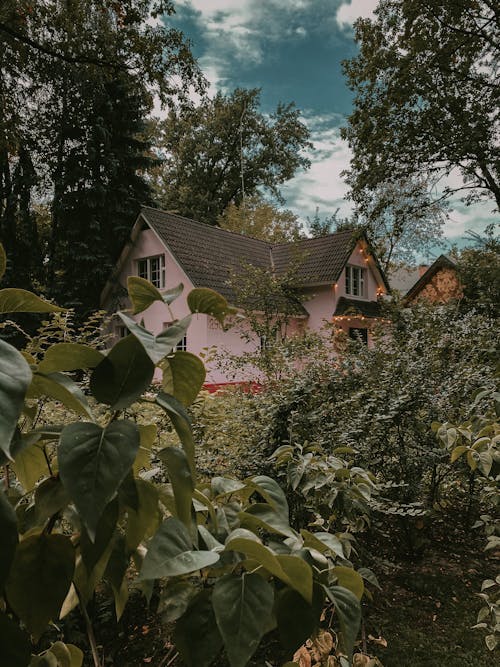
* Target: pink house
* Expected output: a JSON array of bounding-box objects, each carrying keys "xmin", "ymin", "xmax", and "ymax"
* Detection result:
[{"xmin": 101, "ymin": 206, "xmax": 390, "ymax": 384}]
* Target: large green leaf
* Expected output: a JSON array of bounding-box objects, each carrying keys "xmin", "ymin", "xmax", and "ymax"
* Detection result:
[
  {"xmin": 90, "ymin": 334, "xmax": 154, "ymax": 410},
  {"xmin": 162, "ymin": 352, "xmax": 206, "ymax": 406},
  {"xmin": 34, "ymin": 477, "xmax": 71, "ymax": 526},
  {"xmin": 127, "ymin": 276, "xmax": 164, "ymax": 314},
  {"xmin": 300, "ymin": 530, "xmax": 345, "ymax": 559},
  {"xmin": 248, "ymin": 476, "xmax": 289, "ymax": 519},
  {"xmin": 187, "ymin": 288, "xmax": 236, "ymax": 325},
  {"xmin": 127, "ymin": 277, "xmax": 184, "ymax": 314},
  {"xmin": 240, "ymin": 503, "xmax": 297, "ymax": 539},
  {"xmin": 58, "ymin": 421, "xmax": 139, "ymax": 540},
  {"xmin": 5, "ymin": 533, "xmax": 74, "ymax": 640},
  {"xmin": 125, "ymin": 478, "xmax": 160, "ymax": 551},
  {"xmin": 331, "ymin": 566, "xmax": 364, "ymax": 601},
  {"xmin": 173, "ymin": 590, "xmax": 223, "ymax": 667},
  {"xmin": 27, "ymin": 372, "xmax": 92, "ymax": 418},
  {"xmin": 0, "ymin": 288, "xmax": 64, "ymax": 313},
  {"xmin": 324, "ymin": 585, "xmax": 361, "ymax": 660},
  {"xmin": 0, "ymin": 610, "xmax": 31, "ymax": 667},
  {"xmin": 133, "ymin": 424, "xmax": 157, "ymax": 473},
  {"xmin": 12, "ymin": 441, "xmax": 48, "ymax": 492},
  {"xmin": 0, "ymin": 491, "xmax": 18, "ymax": 592},
  {"xmin": 0, "ymin": 243, "xmax": 6, "ymax": 281},
  {"xmin": 140, "ymin": 517, "xmax": 219, "ymax": 580},
  {"xmin": 225, "ymin": 530, "xmax": 312, "ymax": 602},
  {"xmin": 0, "ymin": 339, "xmax": 32, "ymax": 461},
  {"xmin": 156, "ymin": 392, "xmax": 196, "ymax": 476},
  {"xmin": 38, "ymin": 344, "xmax": 104, "ymax": 374},
  {"xmin": 158, "ymin": 447, "xmax": 194, "ymax": 529},
  {"xmin": 212, "ymin": 573, "xmax": 274, "ymax": 667},
  {"xmin": 275, "ymin": 588, "xmax": 318, "ymax": 653},
  {"xmin": 80, "ymin": 499, "xmax": 118, "ymax": 574},
  {"xmin": 118, "ymin": 312, "xmax": 192, "ymax": 364}
]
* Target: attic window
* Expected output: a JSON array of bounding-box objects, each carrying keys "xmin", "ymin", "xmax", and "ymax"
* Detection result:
[
  {"xmin": 345, "ymin": 265, "xmax": 365, "ymax": 298},
  {"xmin": 138, "ymin": 255, "xmax": 165, "ymax": 288}
]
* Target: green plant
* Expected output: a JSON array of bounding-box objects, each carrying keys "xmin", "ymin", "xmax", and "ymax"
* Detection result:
[
  {"xmin": 435, "ymin": 387, "xmax": 500, "ymax": 651},
  {"xmin": 0, "ymin": 245, "xmax": 366, "ymax": 667}
]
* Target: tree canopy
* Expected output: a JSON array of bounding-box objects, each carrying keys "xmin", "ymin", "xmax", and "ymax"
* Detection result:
[
  {"xmin": 0, "ymin": 0, "xmax": 202, "ymax": 314},
  {"xmin": 342, "ymin": 0, "xmax": 500, "ymax": 212},
  {"xmin": 151, "ymin": 88, "xmax": 312, "ymax": 225},
  {"xmin": 218, "ymin": 195, "xmax": 303, "ymax": 243}
]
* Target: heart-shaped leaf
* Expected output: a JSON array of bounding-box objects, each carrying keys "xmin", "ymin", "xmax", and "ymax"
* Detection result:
[
  {"xmin": 127, "ymin": 277, "xmax": 184, "ymax": 314},
  {"xmin": 118, "ymin": 313, "xmax": 192, "ymax": 365},
  {"xmin": 140, "ymin": 517, "xmax": 219, "ymax": 580},
  {"xmin": 0, "ymin": 339, "xmax": 32, "ymax": 461},
  {"xmin": 38, "ymin": 343, "xmax": 104, "ymax": 374},
  {"xmin": 0, "ymin": 288, "xmax": 64, "ymax": 313},
  {"xmin": 173, "ymin": 590, "xmax": 223, "ymax": 667},
  {"xmin": 58, "ymin": 421, "xmax": 139, "ymax": 540},
  {"xmin": 212, "ymin": 573, "xmax": 274, "ymax": 667},
  {"xmin": 5, "ymin": 533, "xmax": 74, "ymax": 640},
  {"xmin": 162, "ymin": 351, "xmax": 206, "ymax": 406},
  {"xmin": 90, "ymin": 335, "xmax": 154, "ymax": 410},
  {"xmin": 34, "ymin": 477, "xmax": 71, "ymax": 526},
  {"xmin": 187, "ymin": 288, "xmax": 236, "ymax": 325},
  {"xmin": 331, "ymin": 566, "xmax": 364, "ymax": 600},
  {"xmin": 27, "ymin": 372, "xmax": 92, "ymax": 418}
]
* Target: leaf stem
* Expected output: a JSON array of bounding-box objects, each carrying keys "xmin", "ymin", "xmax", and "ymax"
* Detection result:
[{"xmin": 78, "ymin": 595, "xmax": 102, "ymax": 667}]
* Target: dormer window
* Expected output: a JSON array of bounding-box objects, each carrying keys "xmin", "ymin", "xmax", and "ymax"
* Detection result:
[
  {"xmin": 138, "ymin": 255, "xmax": 165, "ymax": 288},
  {"xmin": 345, "ymin": 265, "xmax": 365, "ymax": 297}
]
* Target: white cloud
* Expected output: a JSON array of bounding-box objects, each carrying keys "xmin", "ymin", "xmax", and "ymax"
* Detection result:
[
  {"xmin": 336, "ymin": 0, "xmax": 378, "ymax": 28},
  {"xmin": 282, "ymin": 112, "xmax": 354, "ymax": 223}
]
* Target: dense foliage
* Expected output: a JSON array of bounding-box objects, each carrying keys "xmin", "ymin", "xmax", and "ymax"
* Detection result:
[
  {"xmin": 342, "ymin": 0, "xmax": 500, "ymax": 212},
  {"xmin": 0, "ymin": 0, "xmax": 202, "ymax": 311},
  {"xmin": 0, "ymin": 245, "xmax": 373, "ymax": 667}
]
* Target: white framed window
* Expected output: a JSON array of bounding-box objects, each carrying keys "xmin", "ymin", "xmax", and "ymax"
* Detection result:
[
  {"xmin": 345, "ymin": 265, "xmax": 366, "ymax": 297},
  {"xmin": 175, "ymin": 335, "xmax": 187, "ymax": 352},
  {"xmin": 137, "ymin": 255, "xmax": 165, "ymax": 288}
]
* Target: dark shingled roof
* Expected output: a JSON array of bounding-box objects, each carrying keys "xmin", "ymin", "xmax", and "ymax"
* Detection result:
[
  {"xmin": 271, "ymin": 230, "xmax": 358, "ymax": 285},
  {"xmin": 405, "ymin": 255, "xmax": 458, "ymax": 301},
  {"xmin": 140, "ymin": 207, "xmax": 359, "ymax": 303},
  {"xmin": 333, "ymin": 297, "xmax": 382, "ymax": 318}
]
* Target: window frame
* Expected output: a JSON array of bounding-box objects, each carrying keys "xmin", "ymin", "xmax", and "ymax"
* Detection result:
[
  {"xmin": 345, "ymin": 265, "xmax": 366, "ymax": 298},
  {"xmin": 137, "ymin": 254, "xmax": 165, "ymax": 288}
]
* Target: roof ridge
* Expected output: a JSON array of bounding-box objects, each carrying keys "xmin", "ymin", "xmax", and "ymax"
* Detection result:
[{"xmin": 141, "ymin": 205, "xmax": 272, "ymax": 247}]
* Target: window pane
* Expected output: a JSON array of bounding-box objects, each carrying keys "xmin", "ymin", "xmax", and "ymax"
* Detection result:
[
  {"xmin": 138, "ymin": 259, "xmax": 148, "ymax": 279},
  {"xmin": 345, "ymin": 266, "xmax": 351, "ymax": 294},
  {"xmin": 353, "ymin": 267, "xmax": 359, "ymax": 296},
  {"xmin": 150, "ymin": 257, "xmax": 160, "ymax": 287}
]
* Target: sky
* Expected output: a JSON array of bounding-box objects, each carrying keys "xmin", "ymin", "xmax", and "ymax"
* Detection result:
[{"xmin": 165, "ymin": 0, "xmax": 496, "ymax": 252}]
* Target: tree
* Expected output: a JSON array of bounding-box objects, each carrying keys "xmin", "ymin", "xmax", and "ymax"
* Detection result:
[
  {"xmin": 342, "ymin": 0, "xmax": 500, "ymax": 211},
  {"xmin": 152, "ymin": 88, "xmax": 312, "ymax": 225},
  {"xmin": 0, "ymin": 0, "xmax": 203, "ymax": 313},
  {"xmin": 307, "ymin": 207, "xmax": 350, "ymax": 237},
  {"xmin": 217, "ymin": 194, "xmax": 303, "ymax": 243},
  {"xmin": 457, "ymin": 225, "xmax": 500, "ymax": 318},
  {"xmin": 357, "ymin": 177, "xmax": 447, "ymax": 272}
]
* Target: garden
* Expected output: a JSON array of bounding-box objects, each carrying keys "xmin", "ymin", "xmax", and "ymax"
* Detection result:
[{"xmin": 0, "ymin": 243, "xmax": 498, "ymax": 667}]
